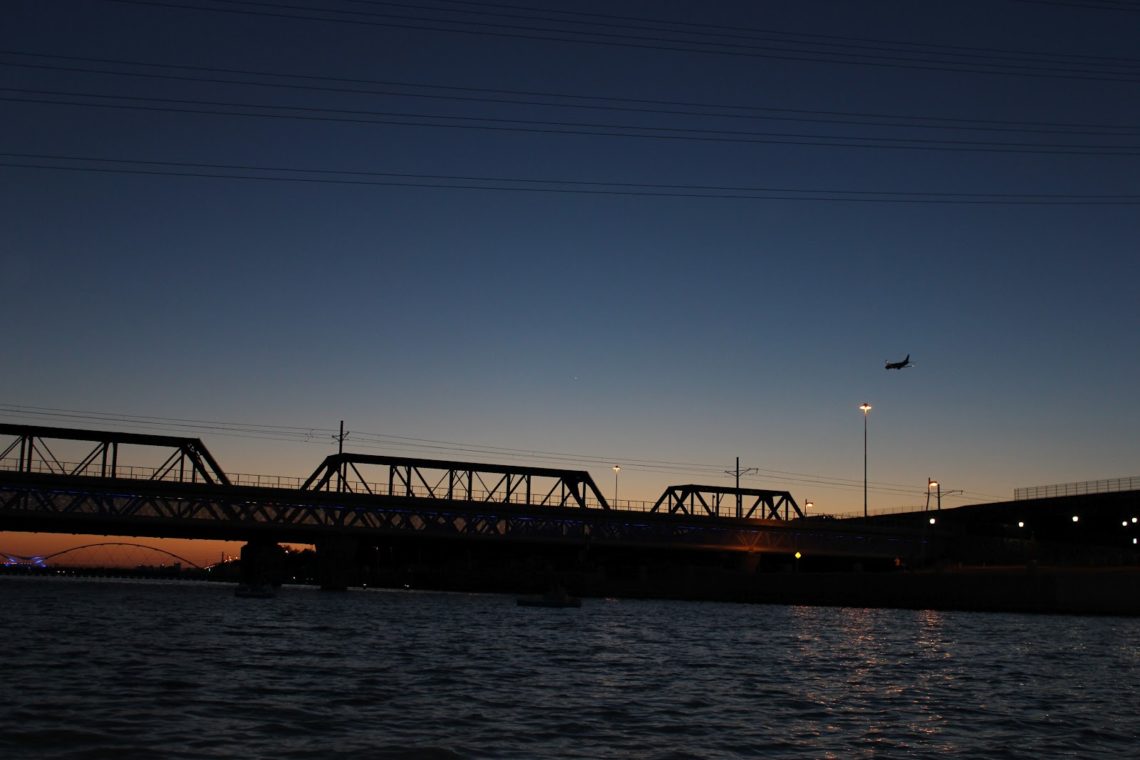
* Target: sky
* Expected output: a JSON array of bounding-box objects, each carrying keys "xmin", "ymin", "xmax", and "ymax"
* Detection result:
[{"xmin": 3, "ymin": 0, "xmax": 1139, "ymax": 565}]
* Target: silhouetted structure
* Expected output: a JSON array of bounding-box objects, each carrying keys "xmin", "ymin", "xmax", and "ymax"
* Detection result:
[{"xmin": 3, "ymin": 423, "xmax": 1139, "ymax": 611}]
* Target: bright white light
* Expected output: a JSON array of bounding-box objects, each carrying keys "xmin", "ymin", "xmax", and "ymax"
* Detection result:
[
  {"xmin": 1018, "ymin": 521, "xmax": 1025, "ymax": 528},
  {"xmin": 929, "ymin": 517, "xmax": 937, "ymax": 525},
  {"xmin": 1072, "ymin": 515, "xmax": 1080, "ymax": 523},
  {"xmin": 1133, "ymin": 517, "xmax": 1138, "ymax": 524}
]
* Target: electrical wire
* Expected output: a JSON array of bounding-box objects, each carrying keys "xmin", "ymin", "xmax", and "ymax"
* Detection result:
[
  {"xmin": 3, "ymin": 154, "xmax": 1137, "ymax": 204},
  {"xmin": 0, "ymin": 403, "xmax": 979, "ymax": 499},
  {"xmin": 4, "ymin": 50, "xmax": 1137, "ymax": 137},
  {"xmin": 7, "ymin": 88, "xmax": 1137, "ymax": 156},
  {"xmin": 103, "ymin": 0, "xmax": 1140, "ymax": 83}
]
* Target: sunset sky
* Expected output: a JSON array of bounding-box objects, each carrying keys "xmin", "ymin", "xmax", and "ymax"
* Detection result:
[{"xmin": 3, "ymin": 1, "xmax": 1139, "ymax": 565}]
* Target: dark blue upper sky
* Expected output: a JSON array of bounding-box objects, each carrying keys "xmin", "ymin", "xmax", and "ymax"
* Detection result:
[{"xmin": 3, "ymin": 0, "xmax": 1139, "ymax": 514}]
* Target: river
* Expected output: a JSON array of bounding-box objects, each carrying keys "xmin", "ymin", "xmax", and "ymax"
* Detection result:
[{"xmin": 2, "ymin": 576, "xmax": 1137, "ymax": 758}]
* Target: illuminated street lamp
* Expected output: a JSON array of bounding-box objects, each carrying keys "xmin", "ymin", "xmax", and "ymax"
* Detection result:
[
  {"xmin": 612, "ymin": 465, "xmax": 621, "ymax": 508},
  {"xmin": 805, "ymin": 500, "xmax": 814, "ymax": 516},
  {"xmin": 927, "ymin": 478, "xmax": 941, "ymax": 511},
  {"xmin": 859, "ymin": 402, "xmax": 872, "ymax": 519}
]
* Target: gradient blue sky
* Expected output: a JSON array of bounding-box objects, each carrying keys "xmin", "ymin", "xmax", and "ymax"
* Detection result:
[{"xmin": 3, "ymin": 0, "xmax": 1139, "ymax": 558}]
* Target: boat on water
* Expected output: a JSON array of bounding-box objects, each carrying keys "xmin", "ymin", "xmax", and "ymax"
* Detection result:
[{"xmin": 517, "ymin": 588, "xmax": 582, "ymax": 608}]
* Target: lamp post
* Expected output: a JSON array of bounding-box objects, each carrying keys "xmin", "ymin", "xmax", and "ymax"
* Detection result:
[
  {"xmin": 612, "ymin": 465, "xmax": 621, "ymax": 508},
  {"xmin": 859, "ymin": 403, "xmax": 872, "ymax": 519},
  {"xmin": 927, "ymin": 478, "xmax": 941, "ymax": 511}
]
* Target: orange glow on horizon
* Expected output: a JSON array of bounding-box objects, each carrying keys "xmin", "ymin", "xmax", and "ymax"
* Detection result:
[{"xmin": 0, "ymin": 532, "xmax": 245, "ymax": 568}]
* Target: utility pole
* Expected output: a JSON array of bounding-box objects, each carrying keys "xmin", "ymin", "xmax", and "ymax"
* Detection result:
[
  {"xmin": 334, "ymin": 420, "xmax": 349, "ymax": 493},
  {"xmin": 724, "ymin": 457, "xmax": 758, "ymax": 518}
]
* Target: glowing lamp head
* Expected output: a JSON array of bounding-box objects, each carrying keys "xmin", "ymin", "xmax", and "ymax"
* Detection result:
[
  {"xmin": 859, "ymin": 402, "xmax": 872, "ymax": 414},
  {"xmin": 1072, "ymin": 515, "xmax": 1080, "ymax": 523},
  {"xmin": 794, "ymin": 552, "xmax": 802, "ymax": 560}
]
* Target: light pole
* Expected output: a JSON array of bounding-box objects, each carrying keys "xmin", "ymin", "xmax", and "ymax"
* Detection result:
[
  {"xmin": 927, "ymin": 478, "xmax": 940, "ymax": 511},
  {"xmin": 859, "ymin": 403, "xmax": 872, "ymax": 519},
  {"xmin": 612, "ymin": 465, "xmax": 621, "ymax": 508}
]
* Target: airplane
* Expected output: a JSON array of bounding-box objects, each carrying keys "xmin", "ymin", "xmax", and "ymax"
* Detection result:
[{"xmin": 885, "ymin": 354, "xmax": 912, "ymax": 370}]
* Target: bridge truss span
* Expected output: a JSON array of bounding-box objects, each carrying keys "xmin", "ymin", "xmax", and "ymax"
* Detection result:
[
  {"xmin": 0, "ymin": 474, "xmax": 921, "ymax": 560},
  {"xmin": 301, "ymin": 453, "xmax": 612, "ymax": 510},
  {"xmin": 0, "ymin": 424, "xmax": 933, "ymax": 569},
  {"xmin": 651, "ymin": 484, "xmax": 803, "ymax": 520},
  {"xmin": 0, "ymin": 423, "xmax": 230, "ymax": 486}
]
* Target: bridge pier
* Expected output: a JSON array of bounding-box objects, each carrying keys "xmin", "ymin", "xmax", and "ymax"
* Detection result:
[
  {"xmin": 239, "ymin": 540, "xmax": 285, "ymax": 588},
  {"xmin": 316, "ymin": 536, "xmax": 360, "ymax": 591}
]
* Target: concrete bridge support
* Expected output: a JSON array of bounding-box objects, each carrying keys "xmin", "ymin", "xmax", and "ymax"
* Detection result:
[
  {"xmin": 239, "ymin": 540, "xmax": 285, "ymax": 588},
  {"xmin": 316, "ymin": 536, "xmax": 360, "ymax": 591}
]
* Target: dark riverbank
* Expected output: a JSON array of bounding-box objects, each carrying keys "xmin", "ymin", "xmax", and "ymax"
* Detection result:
[{"xmin": 357, "ymin": 561, "xmax": 1140, "ymax": 617}]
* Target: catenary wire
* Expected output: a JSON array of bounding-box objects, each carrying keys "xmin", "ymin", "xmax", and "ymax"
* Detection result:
[
  {"xmin": 102, "ymin": 0, "xmax": 1140, "ymax": 83},
  {"xmin": 6, "ymin": 91, "xmax": 1140, "ymax": 156},
  {"xmin": 0, "ymin": 404, "xmax": 983, "ymax": 499},
  {"xmin": 4, "ymin": 155, "xmax": 1138, "ymax": 204},
  {"xmin": 4, "ymin": 50, "xmax": 1137, "ymax": 136}
]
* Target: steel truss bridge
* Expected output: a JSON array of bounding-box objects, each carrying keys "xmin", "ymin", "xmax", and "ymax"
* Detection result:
[{"xmin": 0, "ymin": 424, "xmax": 933, "ymax": 585}]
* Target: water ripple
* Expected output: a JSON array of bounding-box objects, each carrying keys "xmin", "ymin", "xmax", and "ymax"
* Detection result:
[{"xmin": 3, "ymin": 578, "xmax": 1140, "ymax": 758}]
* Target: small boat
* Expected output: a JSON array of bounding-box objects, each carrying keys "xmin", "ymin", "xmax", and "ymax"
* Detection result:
[{"xmin": 517, "ymin": 588, "xmax": 582, "ymax": 608}]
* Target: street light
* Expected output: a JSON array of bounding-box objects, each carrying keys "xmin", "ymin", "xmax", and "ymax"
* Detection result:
[
  {"xmin": 612, "ymin": 465, "xmax": 621, "ymax": 508},
  {"xmin": 927, "ymin": 478, "xmax": 941, "ymax": 511},
  {"xmin": 859, "ymin": 402, "xmax": 872, "ymax": 519}
]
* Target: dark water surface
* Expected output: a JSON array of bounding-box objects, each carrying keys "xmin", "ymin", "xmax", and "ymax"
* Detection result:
[{"xmin": 3, "ymin": 576, "xmax": 1138, "ymax": 758}]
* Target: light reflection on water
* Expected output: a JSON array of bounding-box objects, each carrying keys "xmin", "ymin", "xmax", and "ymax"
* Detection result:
[{"xmin": 2, "ymin": 576, "xmax": 1138, "ymax": 758}]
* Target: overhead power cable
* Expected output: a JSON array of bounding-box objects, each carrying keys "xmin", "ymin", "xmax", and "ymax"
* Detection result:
[
  {"xmin": 5, "ymin": 89, "xmax": 1139, "ymax": 157},
  {"xmin": 355, "ymin": 0, "xmax": 1140, "ymax": 67},
  {"xmin": 1013, "ymin": 0, "xmax": 1140, "ymax": 10},
  {"xmin": 3, "ymin": 153, "xmax": 1138, "ymax": 204},
  {"xmin": 0, "ymin": 403, "xmax": 978, "ymax": 499},
  {"xmin": 102, "ymin": 0, "xmax": 1140, "ymax": 83},
  {"xmin": 3, "ymin": 51, "xmax": 1138, "ymax": 137}
]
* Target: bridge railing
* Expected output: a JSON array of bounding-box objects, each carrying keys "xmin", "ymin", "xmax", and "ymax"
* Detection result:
[
  {"xmin": 1015, "ymin": 476, "xmax": 1140, "ymax": 500},
  {"xmin": 0, "ymin": 457, "xmax": 225, "ymax": 484}
]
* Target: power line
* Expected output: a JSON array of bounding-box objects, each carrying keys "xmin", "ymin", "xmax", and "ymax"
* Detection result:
[
  {"xmin": 373, "ymin": 0, "xmax": 1140, "ymax": 67},
  {"xmin": 1013, "ymin": 0, "xmax": 1140, "ymax": 10},
  {"xmin": 5, "ymin": 53, "xmax": 1139, "ymax": 138},
  {"xmin": 4, "ymin": 154, "xmax": 1138, "ymax": 204},
  {"xmin": 103, "ymin": 0, "xmax": 1140, "ymax": 83},
  {"xmin": 0, "ymin": 403, "xmax": 977, "ymax": 499},
  {"xmin": 6, "ymin": 90, "xmax": 1140, "ymax": 157},
  {"xmin": 4, "ymin": 50, "xmax": 1137, "ymax": 136}
]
